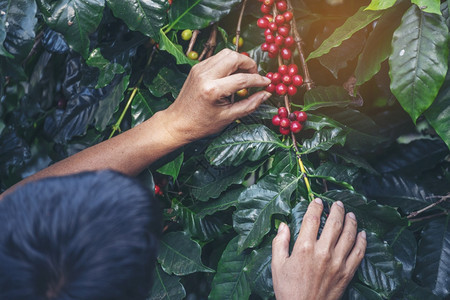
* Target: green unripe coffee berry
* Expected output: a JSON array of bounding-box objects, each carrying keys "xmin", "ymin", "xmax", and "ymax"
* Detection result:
[{"xmin": 181, "ymin": 29, "xmax": 193, "ymax": 41}]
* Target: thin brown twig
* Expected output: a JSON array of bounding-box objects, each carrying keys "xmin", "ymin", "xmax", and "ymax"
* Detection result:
[
  {"xmin": 185, "ymin": 30, "xmax": 200, "ymax": 56},
  {"xmin": 23, "ymin": 31, "xmax": 44, "ymax": 66},
  {"xmin": 286, "ymin": 0, "xmax": 314, "ymax": 91},
  {"xmin": 407, "ymin": 194, "xmax": 450, "ymax": 219},
  {"xmin": 409, "ymin": 211, "xmax": 448, "ymax": 223},
  {"xmin": 199, "ymin": 25, "xmax": 217, "ymax": 61}
]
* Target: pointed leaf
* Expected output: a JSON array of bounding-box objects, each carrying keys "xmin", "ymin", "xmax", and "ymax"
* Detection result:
[
  {"xmin": 37, "ymin": 0, "xmax": 105, "ymax": 58},
  {"xmin": 414, "ymin": 215, "xmax": 450, "ymax": 298},
  {"xmin": 345, "ymin": 282, "xmax": 384, "ymax": 300},
  {"xmin": 157, "ymin": 152, "xmax": 184, "ymax": 181},
  {"xmin": 146, "ymin": 66, "xmax": 187, "ymax": 98},
  {"xmin": 168, "ymin": 0, "xmax": 241, "ymax": 30},
  {"xmin": 131, "ymin": 89, "xmax": 171, "ymax": 127},
  {"xmin": 395, "ymin": 280, "xmax": 442, "ymax": 300},
  {"xmin": 246, "ymin": 243, "xmax": 274, "ymax": 299},
  {"xmin": 301, "ymin": 128, "xmax": 347, "ymax": 155},
  {"xmin": 86, "ymin": 48, "xmax": 125, "ymax": 89},
  {"xmin": 209, "ymin": 237, "xmax": 251, "ymax": 300},
  {"xmin": 158, "ymin": 231, "xmax": 214, "ymax": 275},
  {"xmin": 389, "ymin": 5, "xmax": 449, "ymax": 123},
  {"xmin": 206, "ymin": 124, "xmax": 285, "ymax": 167},
  {"xmin": 358, "ymin": 232, "xmax": 402, "ymax": 297},
  {"xmin": 196, "ymin": 187, "xmax": 246, "ymax": 217},
  {"xmin": 312, "ymin": 162, "xmax": 359, "ymax": 190},
  {"xmin": 366, "ymin": 0, "xmax": 397, "ymax": 11},
  {"xmin": 159, "ymin": 29, "xmax": 197, "ymax": 66},
  {"xmin": 303, "ymin": 86, "xmax": 354, "ymax": 111},
  {"xmin": 233, "ymin": 173, "xmax": 299, "ymax": 252},
  {"xmin": 171, "ymin": 198, "xmax": 228, "ymax": 241},
  {"xmin": 385, "ymin": 226, "xmax": 417, "ymax": 279},
  {"xmin": 149, "ymin": 264, "xmax": 186, "ymax": 300},
  {"xmin": 411, "ymin": 0, "xmax": 441, "ymax": 15},
  {"xmin": 334, "ymin": 149, "xmax": 379, "ymax": 175},
  {"xmin": 307, "ymin": 7, "xmax": 383, "ymax": 61},
  {"xmin": 107, "ymin": 0, "xmax": 168, "ymax": 39}
]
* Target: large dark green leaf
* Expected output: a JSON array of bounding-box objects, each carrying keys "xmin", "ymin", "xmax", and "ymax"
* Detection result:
[
  {"xmin": 171, "ymin": 198, "xmax": 228, "ymax": 241},
  {"xmin": 322, "ymin": 190, "xmax": 407, "ymax": 235},
  {"xmin": 159, "ymin": 29, "xmax": 197, "ymax": 66},
  {"xmin": 246, "ymin": 243, "xmax": 274, "ymax": 299},
  {"xmin": 149, "ymin": 264, "xmax": 186, "ymax": 300},
  {"xmin": 168, "ymin": 0, "xmax": 241, "ymax": 30},
  {"xmin": 411, "ymin": 0, "xmax": 441, "ymax": 15},
  {"xmin": 356, "ymin": 1, "xmax": 409, "ymax": 86},
  {"xmin": 196, "ymin": 187, "xmax": 245, "ymax": 217},
  {"xmin": 158, "ymin": 231, "xmax": 214, "ymax": 276},
  {"xmin": 312, "ymin": 162, "xmax": 359, "ymax": 190},
  {"xmin": 301, "ymin": 128, "xmax": 347, "ymax": 155},
  {"xmin": 86, "ymin": 48, "xmax": 125, "ymax": 89},
  {"xmin": 206, "ymin": 124, "xmax": 286, "ymax": 167},
  {"xmin": 0, "ymin": 0, "xmax": 37, "ymax": 60},
  {"xmin": 393, "ymin": 280, "xmax": 441, "ymax": 300},
  {"xmin": 358, "ymin": 232, "xmax": 402, "ymax": 298},
  {"xmin": 233, "ymin": 173, "xmax": 299, "ymax": 252},
  {"xmin": 146, "ymin": 66, "xmax": 187, "ymax": 98},
  {"xmin": 37, "ymin": 0, "xmax": 105, "ymax": 58},
  {"xmin": 307, "ymin": 7, "xmax": 383, "ymax": 61},
  {"xmin": 414, "ymin": 215, "xmax": 450, "ymax": 298},
  {"xmin": 389, "ymin": 5, "xmax": 449, "ymax": 123},
  {"xmin": 334, "ymin": 149, "xmax": 379, "ymax": 175},
  {"xmin": 209, "ymin": 236, "xmax": 251, "ymax": 300},
  {"xmin": 107, "ymin": 0, "xmax": 168, "ymax": 39},
  {"xmin": 385, "ymin": 226, "xmax": 417, "ymax": 279},
  {"xmin": 425, "ymin": 62, "xmax": 450, "ymax": 149},
  {"xmin": 344, "ymin": 282, "xmax": 384, "ymax": 300},
  {"xmin": 0, "ymin": 129, "xmax": 30, "ymax": 176},
  {"xmin": 157, "ymin": 152, "xmax": 183, "ymax": 180},
  {"xmin": 303, "ymin": 86, "xmax": 354, "ymax": 111},
  {"xmin": 191, "ymin": 161, "xmax": 263, "ymax": 202},
  {"xmin": 131, "ymin": 89, "xmax": 171, "ymax": 127},
  {"xmin": 269, "ymin": 149, "xmax": 297, "ymax": 175}
]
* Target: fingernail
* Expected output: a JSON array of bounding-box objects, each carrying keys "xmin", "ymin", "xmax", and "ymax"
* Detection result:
[
  {"xmin": 263, "ymin": 92, "xmax": 272, "ymax": 101},
  {"xmin": 348, "ymin": 212, "xmax": 356, "ymax": 220},
  {"xmin": 336, "ymin": 201, "xmax": 344, "ymax": 208},
  {"xmin": 263, "ymin": 77, "xmax": 271, "ymax": 84},
  {"xmin": 278, "ymin": 222, "xmax": 287, "ymax": 232},
  {"xmin": 314, "ymin": 198, "xmax": 322, "ymax": 205},
  {"xmin": 361, "ymin": 231, "xmax": 366, "ymax": 239}
]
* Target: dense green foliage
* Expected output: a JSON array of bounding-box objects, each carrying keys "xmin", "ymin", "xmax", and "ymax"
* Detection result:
[{"xmin": 0, "ymin": 0, "xmax": 449, "ymax": 299}]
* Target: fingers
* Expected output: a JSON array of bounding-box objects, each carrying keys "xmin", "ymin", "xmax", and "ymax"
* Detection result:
[
  {"xmin": 206, "ymin": 49, "xmax": 259, "ymax": 77},
  {"xmin": 345, "ymin": 231, "xmax": 367, "ymax": 275},
  {"xmin": 213, "ymin": 73, "xmax": 271, "ymax": 98},
  {"xmin": 225, "ymin": 91, "xmax": 271, "ymax": 120},
  {"xmin": 272, "ymin": 222, "xmax": 291, "ymax": 266},
  {"xmin": 334, "ymin": 212, "xmax": 358, "ymax": 259},
  {"xmin": 292, "ymin": 198, "xmax": 323, "ymax": 255},
  {"xmin": 318, "ymin": 201, "xmax": 345, "ymax": 249}
]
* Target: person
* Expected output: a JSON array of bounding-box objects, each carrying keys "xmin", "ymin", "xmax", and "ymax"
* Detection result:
[{"xmin": 0, "ymin": 49, "xmax": 366, "ymax": 299}]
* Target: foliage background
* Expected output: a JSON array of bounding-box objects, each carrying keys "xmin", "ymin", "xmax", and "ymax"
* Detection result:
[{"xmin": 0, "ymin": 0, "xmax": 449, "ymax": 299}]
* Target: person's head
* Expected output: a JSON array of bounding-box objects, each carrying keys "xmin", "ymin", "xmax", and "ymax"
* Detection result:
[{"xmin": 0, "ymin": 170, "xmax": 162, "ymax": 300}]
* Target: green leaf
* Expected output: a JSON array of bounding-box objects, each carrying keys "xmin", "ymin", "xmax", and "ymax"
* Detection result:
[
  {"xmin": 233, "ymin": 173, "xmax": 299, "ymax": 252},
  {"xmin": 209, "ymin": 236, "xmax": 251, "ymax": 300},
  {"xmin": 358, "ymin": 232, "xmax": 402, "ymax": 297},
  {"xmin": 168, "ymin": 0, "xmax": 241, "ymax": 30},
  {"xmin": 307, "ymin": 7, "xmax": 383, "ymax": 61},
  {"xmin": 411, "ymin": 0, "xmax": 442, "ymax": 15},
  {"xmin": 312, "ymin": 162, "xmax": 359, "ymax": 190},
  {"xmin": 303, "ymin": 86, "xmax": 354, "ymax": 111},
  {"xmin": 345, "ymin": 282, "xmax": 384, "ymax": 300},
  {"xmin": 395, "ymin": 280, "xmax": 442, "ymax": 300},
  {"xmin": 171, "ymin": 198, "xmax": 228, "ymax": 241},
  {"xmin": 86, "ymin": 48, "xmax": 125, "ymax": 88},
  {"xmin": 94, "ymin": 75, "xmax": 129, "ymax": 131},
  {"xmin": 37, "ymin": 0, "xmax": 105, "ymax": 59},
  {"xmin": 356, "ymin": 1, "xmax": 409, "ymax": 86},
  {"xmin": 157, "ymin": 152, "xmax": 183, "ymax": 180},
  {"xmin": 196, "ymin": 187, "xmax": 245, "ymax": 217},
  {"xmin": 389, "ymin": 5, "xmax": 449, "ymax": 123},
  {"xmin": 301, "ymin": 128, "xmax": 347, "ymax": 155},
  {"xmin": 414, "ymin": 215, "xmax": 450, "ymax": 298},
  {"xmin": 366, "ymin": 0, "xmax": 397, "ymax": 11},
  {"xmin": 269, "ymin": 149, "xmax": 297, "ymax": 175},
  {"xmin": 385, "ymin": 226, "xmax": 417, "ymax": 279},
  {"xmin": 107, "ymin": 0, "xmax": 168, "ymax": 39},
  {"xmin": 334, "ymin": 149, "xmax": 379, "ymax": 175},
  {"xmin": 322, "ymin": 190, "xmax": 407, "ymax": 235},
  {"xmin": 246, "ymin": 243, "xmax": 274, "ymax": 299},
  {"xmin": 131, "ymin": 89, "xmax": 171, "ymax": 127},
  {"xmin": 0, "ymin": 0, "xmax": 37, "ymax": 59},
  {"xmin": 159, "ymin": 29, "xmax": 197, "ymax": 66},
  {"xmin": 191, "ymin": 161, "xmax": 263, "ymax": 202},
  {"xmin": 158, "ymin": 231, "xmax": 214, "ymax": 275},
  {"xmin": 146, "ymin": 66, "xmax": 187, "ymax": 98},
  {"xmin": 206, "ymin": 124, "xmax": 285, "ymax": 167},
  {"xmin": 149, "ymin": 264, "xmax": 186, "ymax": 300},
  {"xmin": 425, "ymin": 63, "xmax": 450, "ymax": 149}
]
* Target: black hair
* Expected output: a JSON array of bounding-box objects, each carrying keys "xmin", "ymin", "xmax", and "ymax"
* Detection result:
[{"xmin": 0, "ymin": 170, "xmax": 162, "ymax": 300}]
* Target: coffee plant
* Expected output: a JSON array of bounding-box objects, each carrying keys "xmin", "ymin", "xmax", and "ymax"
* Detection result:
[{"xmin": 1, "ymin": 0, "xmax": 449, "ymax": 298}]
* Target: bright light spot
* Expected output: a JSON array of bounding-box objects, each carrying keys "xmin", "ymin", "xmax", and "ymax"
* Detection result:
[{"xmin": 399, "ymin": 49, "xmax": 405, "ymax": 56}]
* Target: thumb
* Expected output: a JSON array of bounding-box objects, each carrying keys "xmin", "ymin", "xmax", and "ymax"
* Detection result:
[
  {"xmin": 272, "ymin": 222, "xmax": 291, "ymax": 265},
  {"xmin": 226, "ymin": 91, "xmax": 271, "ymax": 120}
]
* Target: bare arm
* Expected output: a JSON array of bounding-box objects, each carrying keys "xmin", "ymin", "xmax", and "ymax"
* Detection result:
[{"xmin": 1, "ymin": 49, "xmax": 271, "ymax": 198}]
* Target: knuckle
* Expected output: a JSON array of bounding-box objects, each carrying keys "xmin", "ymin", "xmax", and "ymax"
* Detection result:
[
  {"xmin": 342, "ymin": 230, "xmax": 356, "ymax": 244},
  {"xmin": 316, "ymin": 249, "xmax": 331, "ymax": 262},
  {"xmin": 328, "ymin": 218, "xmax": 343, "ymax": 230},
  {"xmin": 304, "ymin": 214, "xmax": 320, "ymax": 227},
  {"xmin": 201, "ymin": 83, "xmax": 216, "ymax": 97},
  {"xmin": 298, "ymin": 241, "xmax": 314, "ymax": 254}
]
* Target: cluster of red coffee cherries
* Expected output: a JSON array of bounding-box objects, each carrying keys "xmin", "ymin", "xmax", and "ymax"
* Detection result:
[
  {"xmin": 272, "ymin": 107, "xmax": 308, "ymax": 135},
  {"xmin": 265, "ymin": 64, "xmax": 303, "ymax": 96},
  {"xmin": 257, "ymin": 0, "xmax": 294, "ymax": 60}
]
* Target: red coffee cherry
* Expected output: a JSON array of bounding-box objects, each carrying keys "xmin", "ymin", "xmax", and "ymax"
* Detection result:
[
  {"xmin": 264, "ymin": 0, "xmax": 274, "ymax": 5},
  {"xmin": 278, "ymin": 25, "xmax": 290, "ymax": 37},
  {"xmin": 266, "ymin": 83, "xmax": 276, "ymax": 93},
  {"xmin": 264, "ymin": 14, "xmax": 274, "ymax": 22},
  {"xmin": 268, "ymin": 43, "xmax": 279, "ymax": 55},
  {"xmin": 272, "ymin": 72, "xmax": 282, "ymax": 84},
  {"xmin": 280, "ymin": 127, "xmax": 290, "ymax": 135},
  {"xmin": 280, "ymin": 48, "xmax": 292, "ymax": 60},
  {"xmin": 282, "ymin": 74, "xmax": 292, "ymax": 85},
  {"xmin": 284, "ymin": 36, "xmax": 295, "ymax": 48},
  {"xmin": 261, "ymin": 42, "xmax": 270, "ymax": 51},
  {"xmin": 278, "ymin": 64, "xmax": 288, "ymax": 75},
  {"xmin": 241, "ymin": 52, "xmax": 250, "ymax": 57},
  {"xmin": 287, "ymin": 85, "xmax": 297, "ymax": 96},
  {"xmin": 266, "ymin": 72, "xmax": 274, "ymax": 80},
  {"xmin": 272, "ymin": 114, "xmax": 281, "ymax": 126},
  {"xmin": 257, "ymin": 17, "xmax": 269, "ymax": 29},
  {"xmin": 290, "ymin": 121, "xmax": 303, "ymax": 133},
  {"xmin": 296, "ymin": 111, "xmax": 308, "ymax": 122},
  {"xmin": 278, "ymin": 107, "xmax": 288, "ymax": 118},
  {"xmin": 275, "ymin": 15, "xmax": 285, "ymax": 25},
  {"xmin": 288, "ymin": 64, "xmax": 298, "ymax": 76},
  {"xmin": 292, "ymin": 74, "xmax": 303, "ymax": 86},
  {"xmin": 280, "ymin": 117, "xmax": 290, "ymax": 128},
  {"xmin": 265, "ymin": 34, "xmax": 275, "ymax": 44},
  {"xmin": 289, "ymin": 113, "xmax": 297, "ymax": 121},
  {"xmin": 276, "ymin": 0, "xmax": 288, "ymax": 12},
  {"xmin": 261, "ymin": 4, "xmax": 271, "ymax": 14},
  {"xmin": 276, "ymin": 83, "xmax": 288, "ymax": 95},
  {"xmin": 283, "ymin": 11, "xmax": 294, "ymax": 22},
  {"xmin": 268, "ymin": 22, "xmax": 278, "ymax": 32},
  {"xmin": 264, "ymin": 28, "xmax": 272, "ymax": 36},
  {"xmin": 274, "ymin": 35, "xmax": 285, "ymax": 46}
]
